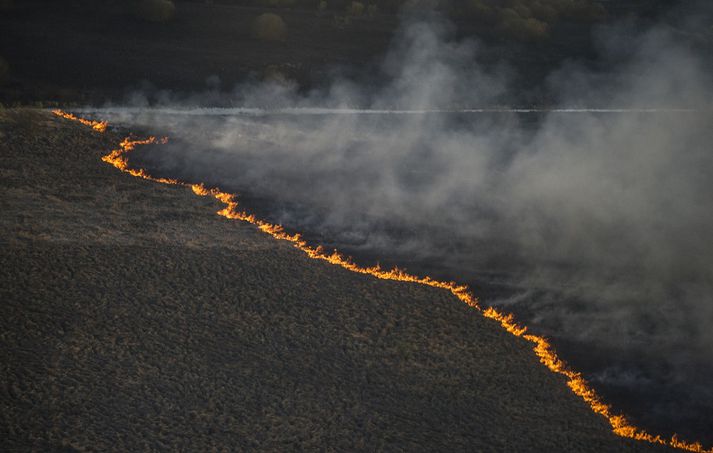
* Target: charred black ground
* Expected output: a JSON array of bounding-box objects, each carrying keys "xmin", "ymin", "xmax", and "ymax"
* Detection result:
[{"xmin": 122, "ymin": 110, "xmax": 713, "ymax": 445}]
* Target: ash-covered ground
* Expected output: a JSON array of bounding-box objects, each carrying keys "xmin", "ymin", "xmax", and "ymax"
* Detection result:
[{"xmin": 105, "ymin": 106, "xmax": 713, "ymax": 446}]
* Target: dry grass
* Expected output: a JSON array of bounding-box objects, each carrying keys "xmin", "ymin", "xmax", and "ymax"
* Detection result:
[{"xmin": 0, "ymin": 109, "xmax": 674, "ymax": 452}]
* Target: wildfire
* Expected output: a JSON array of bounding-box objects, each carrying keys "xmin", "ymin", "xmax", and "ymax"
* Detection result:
[
  {"xmin": 52, "ymin": 109, "xmax": 712, "ymax": 453},
  {"xmin": 51, "ymin": 109, "xmax": 108, "ymax": 133}
]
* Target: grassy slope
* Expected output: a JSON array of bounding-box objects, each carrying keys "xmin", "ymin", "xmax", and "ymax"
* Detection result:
[{"xmin": 0, "ymin": 109, "xmax": 674, "ymax": 451}]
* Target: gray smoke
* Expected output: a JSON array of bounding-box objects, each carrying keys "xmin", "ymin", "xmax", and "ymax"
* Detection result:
[{"xmin": 91, "ymin": 3, "xmax": 713, "ymax": 440}]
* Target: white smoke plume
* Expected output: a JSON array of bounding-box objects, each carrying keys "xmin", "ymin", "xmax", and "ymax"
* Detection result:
[{"xmin": 85, "ymin": 2, "xmax": 713, "ymax": 440}]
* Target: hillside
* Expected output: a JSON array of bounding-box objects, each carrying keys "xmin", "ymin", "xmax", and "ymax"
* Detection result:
[{"xmin": 0, "ymin": 108, "xmax": 677, "ymax": 450}]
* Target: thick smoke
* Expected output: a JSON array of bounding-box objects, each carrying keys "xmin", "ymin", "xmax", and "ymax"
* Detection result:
[{"xmin": 97, "ymin": 4, "xmax": 713, "ymax": 440}]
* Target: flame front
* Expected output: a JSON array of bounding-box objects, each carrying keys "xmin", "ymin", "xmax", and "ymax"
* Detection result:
[
  {"xmin": 51, "ymin": 109, "xmax": 108, "ymax": 132},
  {"xmin": 53, "ymin": 110, "xmax": 711, "ymax": 453}
]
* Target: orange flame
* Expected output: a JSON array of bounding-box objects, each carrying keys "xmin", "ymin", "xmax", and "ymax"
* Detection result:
[
  {"xmin": 52, "ymin": 109, "xmax": 712, "ymax": 453},
  {"xmin": 51, "ymin": 109, "xmax": 108, "ymax": 133}
]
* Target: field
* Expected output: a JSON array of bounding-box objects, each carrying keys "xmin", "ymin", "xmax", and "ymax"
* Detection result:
[
  {"xmin": 0, "ymin": 109, "xmax": 678, "ymax": 450},
  {"xmin": 2, "ymin": 0, "xmax": 711, "ymax": 449}
]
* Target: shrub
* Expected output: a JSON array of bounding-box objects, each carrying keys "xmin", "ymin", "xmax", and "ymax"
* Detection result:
[
  {"xmin": 263, "ymin": 64, "xmax": 290, "ymax": 84},
  {"xmin": 134, "ymin": 0, "xmax": 176, "ymax": 23},
  {"xmin": 252, "ymin": 13, "xmax": 288, "ymax": 42},
  {"xmin": 567, "ymin": 2, "xmax": 606, "ymax": 22},
  {"xmin": 458, "ymin": 0, "xmax": 604, "ymax": 38},
  {"xmin": 347, "ymin": 1, "xmax": 364, "ymax": 16}
]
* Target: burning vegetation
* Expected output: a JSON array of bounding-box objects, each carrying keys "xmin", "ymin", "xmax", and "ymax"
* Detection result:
[{"xmin": 49, "ymin": 109, "xmax": 713, "ymax": 453}]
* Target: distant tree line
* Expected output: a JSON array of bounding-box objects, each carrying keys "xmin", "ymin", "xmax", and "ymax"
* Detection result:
[
  {"xmin": 0, "ymin": 0, "xmax": 607, "ymax": 40},
  {"xmin": 182, "ymin": 0, "xmax": 606, "ymax": 40}
]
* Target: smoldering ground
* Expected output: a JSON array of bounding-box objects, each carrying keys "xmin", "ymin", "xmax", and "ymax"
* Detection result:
[{"xmin": 86, "ymin": 5, "xmax": 713, "ymax": 444}]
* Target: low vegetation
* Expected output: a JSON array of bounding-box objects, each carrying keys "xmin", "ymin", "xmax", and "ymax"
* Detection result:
[
  {"xmin": 347, "ymin": 0, "xmax": 365, "ymax": 16},
  {"xmin": 219, "ymin": 0, "xmax": 605, "ymax": 40},
  {"xmin": 0, "ymin": 108, "xmax": 669, "ymax": 452},
  {"xmin": 252, "ymin": 12, "xmax": 288, "ymax": 41},
  {"xmin": 461, "ymin": 0, "xmax": 605, "ymax": 40},
  {"xmin": 133, "ymin": 0, "xmax": 176, "ymax": 22},
  {"xmin": 262, "ymin": 64, "xmax": 291, "ymax": 83}
]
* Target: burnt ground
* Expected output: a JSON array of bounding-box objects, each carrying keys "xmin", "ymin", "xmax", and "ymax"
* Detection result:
[{"xmin": 0, "ymin": 109, "xmax": 681, "ymax": 451}]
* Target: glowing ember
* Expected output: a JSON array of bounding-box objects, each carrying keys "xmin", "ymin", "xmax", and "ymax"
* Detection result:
[{"xmin": 52, "ymin": 109, "xmax": 712, "ymax": 453}]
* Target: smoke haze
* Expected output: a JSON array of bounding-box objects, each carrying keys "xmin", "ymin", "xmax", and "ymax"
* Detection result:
[{"xmin": 90, "ymin": 3, "xmax": 713, "ymax": 442}]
